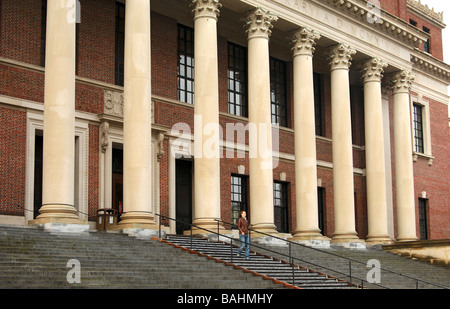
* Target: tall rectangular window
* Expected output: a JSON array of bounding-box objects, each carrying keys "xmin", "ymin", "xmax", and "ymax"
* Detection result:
[
  {"xmin": 423, "ymin": 27, "xmax": 430, "ymax": 53},
  {"xmin": 274, "ymin": 182, "xmax": 289, "ymax": 233},
  {"xmin": 419, "ymin": 198, "xmax": 428, "ymax": 240},
  {"xmin": 231, "ymin": 175, "xmax": 248, "ymax": 226},
  {"xmin": 413, "ymin": 103, "xmax": 424, "ymax": 153},
  {"xmin": 177, "ymin": 24, "xmax": 195, "ymax": 104},
  {"xmin": 314, "ymin": 73, "xmax": 324, "ymax": 136},
  {"xmin": 115, "ymin": 2, "xmax": 125, "ymax": 86},
  {"xmin": 228, "ymin": 43, "xmax": 247, "ymax": 117},
  {"xmin": 270, "ymin": 58, "xmax": 287, "ymax": 127}
]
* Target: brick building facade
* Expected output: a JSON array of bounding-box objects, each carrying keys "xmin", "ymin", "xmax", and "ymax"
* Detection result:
[{"xmin": 0, "ymin": 0, "xmax": 449, "ymax": 244}]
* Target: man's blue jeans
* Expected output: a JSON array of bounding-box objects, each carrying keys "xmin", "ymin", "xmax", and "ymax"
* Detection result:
[{"xmin": 237, "ymin": 234, "xmax": 249, "ymax": 258}]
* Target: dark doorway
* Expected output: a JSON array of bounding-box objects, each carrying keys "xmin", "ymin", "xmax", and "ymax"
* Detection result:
[
  {"xmin": 112, "ymin": 147, "xmax": 123, "ymax": 219},
  {"xmin": 176, "ymin": 159, "xmax": 193, "ymax": 234},
  {"xmin": 33, "ymin": 133, "xmax": 43, "ymax": 218}
]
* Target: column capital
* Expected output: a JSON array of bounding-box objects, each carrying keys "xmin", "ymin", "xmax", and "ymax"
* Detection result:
[
  {"xmin": 361, "ymin": 58, "xmax": 388, "ymax": 83},
  {"xmin": 289, "ymin": 27, "xmax": 321, "ymax": 57},
  {"xmin": 388, "ymin": 70, "xmax": 415, "ymax": 93},
  {"xmin": 244, "ymin": 7, "xmax": 278, "ymax": 40},
  {"xmin": 191, "ymin": 0, "xmax": 221, "ymax": 20},
  {"xmin": 328, "ymin": 43, "xmax": 356, "ymax": 71}
]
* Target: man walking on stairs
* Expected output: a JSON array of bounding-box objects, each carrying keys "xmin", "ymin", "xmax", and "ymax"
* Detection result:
[{"xmin": 237, "ymin": 211, "xmax": 250, "ymax": 260}]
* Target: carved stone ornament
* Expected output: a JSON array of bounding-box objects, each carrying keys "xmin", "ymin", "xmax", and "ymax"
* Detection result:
[
  {"xmin": 244, "ymin": 7, "xmax": 278, "ymax": 40},
  {"xmin": 191, "ymin": 0, "xmax": 221, "ymax": 20},
  {"xmin": 104, "ymin": 90, "xmax": 124, "ymax": 117},
  {"xmin": 289, "ymin": 27, "xmax": 321, "ymax": 57},
  {"xmin": 328, "ymin": 43, "xmax": 357, "ymax": 70},
  {"xmin": 100, "ymin": 121, "xmax": 110, "ymax": 153},
  {"xmin": 361, "ymin": 58, "xmax": 388, "ymax": 83},
  {"xmin": 388, "ymin": 70, "xmax": 415, "ymax": 93}
]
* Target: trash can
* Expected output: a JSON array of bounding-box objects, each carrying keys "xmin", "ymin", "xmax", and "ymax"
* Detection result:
[{"xmin": 97, "ymin": 208, "xmax": 118, "ymax": 231}]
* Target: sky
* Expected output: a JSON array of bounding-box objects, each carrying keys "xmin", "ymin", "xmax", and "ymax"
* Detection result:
[{"xmin": 417, "ymin": 0, "xmax": 450, "ymax": 118}]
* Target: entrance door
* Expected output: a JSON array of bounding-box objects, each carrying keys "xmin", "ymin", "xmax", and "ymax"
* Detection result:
[
  {"xmin": 112, "ymin": 147, "xmax": 123, "ymax": 219},
  {"xmin": 33, "ymin": 134, "xmax": 43, "ymax": 218},
  {"xmin": 176, "ymin": 159, "xmax": 193, "ymax": 234}
]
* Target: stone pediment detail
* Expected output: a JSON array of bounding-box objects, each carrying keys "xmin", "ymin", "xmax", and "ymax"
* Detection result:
[
  {"xmin": 103, "ymin": 89, "xmax": 155, "ymax": 123},
  {"xmin": 104, "ymin": 90, "xmax": 124, "ymax": 117}
]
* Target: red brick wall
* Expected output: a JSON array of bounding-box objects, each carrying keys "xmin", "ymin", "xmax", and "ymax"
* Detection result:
[
  {"xmin": 412, "ymin": 98, "xmax": 450, "ymax": 239},
  {"xmin": 0, "ymin": 107, "xmax": 26, "ymax": 216},
  {"xmin": 0, "ymin": 0, "xmax": 42, "ymax": 65}
]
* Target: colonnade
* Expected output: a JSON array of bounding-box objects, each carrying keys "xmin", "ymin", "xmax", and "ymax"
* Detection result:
[{"xmin": 32, "ymin": 0, "xmax": 418, "ymax": 244}]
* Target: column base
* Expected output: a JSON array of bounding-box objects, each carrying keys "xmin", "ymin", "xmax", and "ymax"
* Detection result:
[
  {"xmin": 250, "ymin": 223, "xmax": 279, "ymax": 237},
  {"xmin": 396, "ymin": 236, "xmax": 418, "ymax": 242},
  {"xmin": 189, "ymin": 218, "xmax": 226, "ymax": 236},
  {"xmin": 290, "ymin": 231, "xmax": 331, "ymax": 248},
  {"xmin": 331, "ymin": 232, "xmax": 366, "ymax": 249},
  {"xmin": 29, "ymin": 204, "xmax": 88, "ymax": 229},
  {"xmin": 117, "ymin": 211, "xmax": 159, "ymax": 229},
  {"xmin": 366, "ymin": 234, "xmax": 395, "ymax": 246}
]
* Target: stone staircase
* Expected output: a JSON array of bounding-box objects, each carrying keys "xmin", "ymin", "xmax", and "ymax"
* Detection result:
[
  {"xmin": 253, "ymin": 241, "xmax": 450, "ymax": 289},
  {"xmin": 0, "ymin": 225, "xmax": 286, "ymax": 289},
  {"xmin": 163, "ymin": 235, "xmax": 357, "ymax": 289}
]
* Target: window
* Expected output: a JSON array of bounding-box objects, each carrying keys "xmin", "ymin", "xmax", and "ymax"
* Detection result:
[
  {"xmin": 413, "ymin": 103, "xmax": 424, "ymax": 153},
  {"xmin": 228, "ymin": 43, "xmax": 248, "ymax": 117},
  {"xmin": 274, "ymin": 182, "xmax": 289, "ymax": 233},
  {"xmin": 409, "ymin": 19, "xmax": 417, "ymax": 27},
  {"xmin": 115, "ymin": 2, "xmax": 125, "ymax": 86},
  {"xmin": 314, "ymin": 73, "xmax": 324, "ymax": 136},
  {"xmin": 231, "ymin": 175, "xmax": 248, "ymax": 226},
  {"xmin": 40, "ymin": 0, "xmax": 47, "ymax": 67},
  {"xmin": 270, "ymin": 58, "xmax": 288, "ymax": 127},
  {"xmin": 418, "ymin": 198, "xmax": 428, "ymax": 240},
  {"xmin": 177, "ymin": 24, "xmax": 195, "ymax": 104},
  {"xmin": 423, "ymin": 27, "xmax": 430, "ymax": 53}
]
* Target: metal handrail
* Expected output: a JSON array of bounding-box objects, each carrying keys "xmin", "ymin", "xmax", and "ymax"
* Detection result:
[
  {"xmin": 213, "ymin": 218, "xmax": 449, "ymax": 290},
  {"xmin": 129, "ymin": 211, "xmax": 448, "ymax": 289}
]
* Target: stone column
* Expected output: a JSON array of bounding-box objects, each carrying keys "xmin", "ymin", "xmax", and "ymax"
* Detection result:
[
  {"xmin": 119, "ymin": 0, "xmax": 158, "ymax": 231},
  {"xmin": 361, "ymin": 58, "xmax": 392, "ymax": 245},
  {"xmin": 289, "ymin": 28, "xmax": 328, "ymax": 245},
  {"xmin": 31, "ymin": 0, "xmax": 85, "ymax": 228},
  {"xmin": 328, "ymin": 44, "xmax": 363, "ymax": 246},
  {"xmin": 244, "ymin": 8, "xmax": 278, "ymax": 235},
  {"xmin": 191, "ymin": 0, "xmax": 224, "ymax": 234},
  {"xmin": 390, "ymin": 70, "xmax": 418, "ymax": 242}
]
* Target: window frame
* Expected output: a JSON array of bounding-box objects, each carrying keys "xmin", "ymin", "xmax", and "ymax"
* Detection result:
[
  {"xmin": 270, "ymin": 57, "xmax": 288, "ymax": 127},
  {"xmin": 228, "ymin": 42, "xmax": 248, "ymax": 117},
  {"xmin": 177, "ymin": 24, "xmax": 195, "ymax": 105}
]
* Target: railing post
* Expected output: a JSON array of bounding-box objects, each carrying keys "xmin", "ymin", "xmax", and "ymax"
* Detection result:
[
  {"xmin": 217, "ymin": 220, "xmax": 220, "ymax": 242},
  {"xmin": 159, "ymin": 216, "xmax": 161, "ymax": 239},
  {"xmin": 349, "ymin": 260, "xmax": 352, "ymax": 283},
  {"xmin": 190, "ymin": 224, "xmax": 193, "ymax": 250},
  {"xmin": 230, "ymin": 238, "xmax": 233, "ymax": 263}
]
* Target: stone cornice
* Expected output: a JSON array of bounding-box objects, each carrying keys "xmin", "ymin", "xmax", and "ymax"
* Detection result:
[
  {"xmin": 410, "ymin": 49, "xmax": 450, "ymax": 83},
  {"xmin": 406, "ymin": 0, "xmax": 445, "ymax": 28},
  {"xmin": 317, "ymin": 0, "xmax": 430, "ymax": 48}
]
